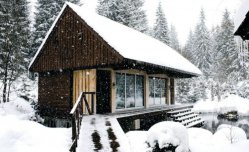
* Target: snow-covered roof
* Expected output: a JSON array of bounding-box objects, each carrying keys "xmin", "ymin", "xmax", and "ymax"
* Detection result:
[
  {"xmin": 29, "ymin": 2, "xmax": 202, "ymax": 76},
  {"xmin": 234, "ymin": 0, "xmax": 249, "ymax": 32}
]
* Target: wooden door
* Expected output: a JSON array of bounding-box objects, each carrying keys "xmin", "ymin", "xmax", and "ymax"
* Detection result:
[
  {"xmin": 96, "ymin": 70, "xmax": 111, "ymax": 114},
  {"xmin": 73, "ymin": 69, "xmax": 96, "ymax": 114}
]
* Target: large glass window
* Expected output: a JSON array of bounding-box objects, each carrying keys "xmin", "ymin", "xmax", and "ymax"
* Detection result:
[
  {"xmin": 149, "ymin": 77, "xmax": 167, "ymax": 106},
  {"xmin": 126, "ymin": 74, "xmax": 135, "ymax": 108},
  {"xmin": 116, "ymin": 73, "xmax": 125, "ymax": 109},
  {"xmin": 116, "ymin": 73, "xmax": 144, "ymax": 109}
]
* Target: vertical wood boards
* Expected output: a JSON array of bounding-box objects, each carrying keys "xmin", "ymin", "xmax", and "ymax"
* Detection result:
[
  {"xmin": 73, "ymin": 69, "xmax": 96, "ymax": 114},
  {"xmin": 30, "ymin": 7, "xmax": 123, "ymax": 72}
]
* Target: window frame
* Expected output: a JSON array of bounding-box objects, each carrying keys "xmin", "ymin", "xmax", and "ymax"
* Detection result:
[
  {"xmin": 149, "ymin": 76, "xmax": 167, "ymax": 106},
  {"xmin": 115, "ymin": 72, "xmax": 144, "ymax": 110}
]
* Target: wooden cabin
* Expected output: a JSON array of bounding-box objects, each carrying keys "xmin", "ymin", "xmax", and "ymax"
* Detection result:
[
  {"xmin": 29, "ymin": 2, "xmax": 201, "ymax": 127},
  {"xmin": 235, "ymin": 11, "xmax": 249, "ymax": 40}
]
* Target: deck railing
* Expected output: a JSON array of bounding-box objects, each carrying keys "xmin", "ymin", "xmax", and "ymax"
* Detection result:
[{"xmin": 69, "ymin": 92, "xmax": 95, "ymax": 152}]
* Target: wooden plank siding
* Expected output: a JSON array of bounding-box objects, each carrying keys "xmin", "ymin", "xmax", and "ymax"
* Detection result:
[
  {"xmin": 73, "ymin": 69, "xmax": 96, "ymax": 114},
  {"xmin": 30, "ymin": 6, "xmax": 123, "ymax": 73},
  {"xmin": 38, "ymin": 71, "xmax": 72, "ymax": 118}
]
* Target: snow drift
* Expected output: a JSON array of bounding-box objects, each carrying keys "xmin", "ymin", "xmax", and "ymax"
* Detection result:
[{"xmin": 147, "ymin": 121, "xmax": 189, "ymax": 152}]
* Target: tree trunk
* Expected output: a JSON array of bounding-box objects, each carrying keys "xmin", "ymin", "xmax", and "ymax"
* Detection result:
[
  {"xmin": 2, "ymin": 77, "xmax": 7, "ymax": 103},
  {"xmin": 211, "ymin": 84, "xmax": 214, "ymax": 101},
  {"xmin": 7, "ymin": 80, "xmax": 11, "ymax": 103},
  {"xmin": 7, "ymin": 70, "xmax": 14, "ymax": 103},
  {"xmin": 2, "ymin": 50, "xmax": 11, "ymax": 103}
]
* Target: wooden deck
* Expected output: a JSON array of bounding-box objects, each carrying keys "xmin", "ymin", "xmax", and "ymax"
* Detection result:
[{"xmin": 108, "ymin": 104, "xmax": 193, "ymax": 118}]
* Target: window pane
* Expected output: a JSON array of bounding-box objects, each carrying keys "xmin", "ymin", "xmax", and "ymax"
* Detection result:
[
  {"xmin": 126, "ymin": 74, "xmax": 135, "ymax": 108},
  {"xmin": 136, "ymin": 75, "xmax": 144, "ymax": 107},
  {"xmin": 149, "ymin": 78, "xmax": 154, "ymax": 105},
  {"xmin": 160, "ymin": 79, "xmax": 166, "ymax": 104},
  {"xmin": 116, "ymin": 73, "xmax": 125, "ymax": 109},
  {"xmin": 154, "ymin": 78, "xmax": 161, "ymax": 105}
]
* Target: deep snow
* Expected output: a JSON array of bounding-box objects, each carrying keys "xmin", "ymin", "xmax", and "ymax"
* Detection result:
[
  {"xmin": 0, "ymin": 99, "xmax": 71, "ymax": 152},
  {"xmin": 193, "ymin": 94, "xmax": 249, "ymax": 116},
  {"xmin": 127, "ymin": 125, "xmax": 249, "ymax": 152},
  {"xmin": 147, "ymin": 121, "xmax": 189, "ymax": 152},
  {"xmin": 1, "ymin": 94, "xmax": 249, "ymax": 152}
]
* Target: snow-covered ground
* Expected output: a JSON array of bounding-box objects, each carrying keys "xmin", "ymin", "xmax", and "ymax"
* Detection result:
[
  {"xmin": 193, "ymin": 94, "xmax": 249, "ymax": 116},
  {"xmin": 1, "ymin": 94, "xmax": 249, "ymax": 152},
  {"xmin": 127, "ymin": 124, "xmax": 249, "ymax": 152},
  {"xmin": 0, "ymin": 98, "xmax": 71, "ymax": 152}
]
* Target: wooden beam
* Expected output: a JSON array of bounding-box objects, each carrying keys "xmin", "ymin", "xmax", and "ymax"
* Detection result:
[
  {"xmin": 111, "ymin": 69, "xmax": 116, "ymax": 113},
  {"xmin": 144, "ymin": 74, "xmax": 149, "ymax": 109},
  {"xmin": 170, "ymin": 78, "xmax": 175, "ymax": 105}
]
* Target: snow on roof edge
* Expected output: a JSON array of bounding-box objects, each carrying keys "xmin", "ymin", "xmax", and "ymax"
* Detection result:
[
  {"xmin": 67, "ymin": 2, "xmax": 202, "ymax": 76},
  {"xmin": 28, "ymin": 3, "xmax": 68, "ymax": 69},
  {"xmin": 234, "ymin": 0, "xmax": 249, "ymax": 32}
]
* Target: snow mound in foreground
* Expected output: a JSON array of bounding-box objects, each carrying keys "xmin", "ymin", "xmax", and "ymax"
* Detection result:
[
  {"xmin": 0, "ymin": 115, "xmax": 71, "ymax": 152},
  {"xmin": 188, "ymin": 128, "xmax": 213, "ymax": 145},
  {"xmin": 0, "ymin": 96, "xmax": 35, "ymax": 120},
  {"xmin": 147, "ymin": 121, "xmax": 189, "ymax": 152},
  {"xmin": 126, "ymin": 131, "xmax": 149, "ymax": 152},
  {"xmin": 213, "ymin": 124, "xmax": 247, "ymax": 144}
]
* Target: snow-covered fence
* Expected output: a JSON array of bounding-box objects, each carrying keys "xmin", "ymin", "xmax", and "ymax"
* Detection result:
[{"xmin": 69, "ymin": 92, "xmax": 95, "ymax": 152}]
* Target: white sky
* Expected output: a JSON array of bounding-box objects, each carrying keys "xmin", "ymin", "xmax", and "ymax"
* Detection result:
[{"xmin": 82, "ymin": 0, "xmax": 243, "ymax": 45}]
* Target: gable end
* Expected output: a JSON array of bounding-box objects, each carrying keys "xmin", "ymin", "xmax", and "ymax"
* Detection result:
[{"xmin": 30, "ymin": 6, "xmax": 124, "ymax": 72}]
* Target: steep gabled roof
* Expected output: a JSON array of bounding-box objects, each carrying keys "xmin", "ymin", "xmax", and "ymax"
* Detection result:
[
  {"xmin": 234, "ymin": 0, "xmax": 249, "ymax": 40},
  {"xmin": 234, "ymin": 11, "xmax": 249, "ymax": 40},
  {"xmin": 29, "ymin": 2, "xmax": 202, "ymax": 76}
]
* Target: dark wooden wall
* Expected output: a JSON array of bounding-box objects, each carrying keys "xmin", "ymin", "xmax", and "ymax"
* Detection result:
[
  {"xmin": 38, "ymin": 71, "xmax": 72, "ymax": 118},
  {"xmin": 30, "ymin": 6, "xmax": 123, "ymax": 72}
]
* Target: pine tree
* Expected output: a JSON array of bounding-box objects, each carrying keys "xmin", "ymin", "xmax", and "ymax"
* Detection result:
[
  {"xmin": 183, "ymin": 30, "xmax": 195, "ymax": 63},
  {"xmin": 192, "ymin": 8, "xmax": 212, "ymax": 76},
  {"xmin": 97, "ymin": 0, "xmax": 148, "ymax": 33},
  {"xmin": 32, "ymin": 0, "xmax": 80, "ymax": 57},
  {"xmin": 127, "ymin": 0, "xmax": 148, "ymax": 33},
  {"xmin": 153, "ymin": 2, "xmax": 170, "ymax": 45},
  {"xmin": 213, "ymin": 10, "xmax": 239, "ymax": 96},
  {"xmin": 179, "ymin": 9, "xmax": 211, "ymax": 103},
  {"xmin": 169, "ymin": 24, "xmax": 181, "ymax": 52},
  {"xmin": 0, "ymin": 0, "xmax": 31, "ymax": 103},
  {"xmin": 213, "ymin": 11, "xmax": 238, "ymax": 81}
]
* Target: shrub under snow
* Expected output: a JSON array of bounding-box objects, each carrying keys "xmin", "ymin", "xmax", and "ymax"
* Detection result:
[
  {"xmin": 213, "ymin": 124, "xmax": 247, "ymax": 144},
  {"xmin": 147, "ymin": 121, "xmax": 189, "ymax": 152}
]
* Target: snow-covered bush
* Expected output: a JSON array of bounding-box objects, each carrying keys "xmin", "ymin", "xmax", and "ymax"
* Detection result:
[
  {"xmin": 213, "ymin": 124, "xmax": 247, "ymax": 144},
  {"xmin": 147, "ymin": 121, "xmax": 189, "ymax": 152}
]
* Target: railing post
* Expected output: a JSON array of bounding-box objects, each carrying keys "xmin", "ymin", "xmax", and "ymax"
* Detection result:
[
  {"xmin": 71, "ymin": 114, "xmax": 76, "ymax": 152},
  {"xmin": 91, "ymin": 93, "xmax": 94, "ymax": 114},
  {"xmin": 69, "ymin": 92, "xmax": 96, "ymax": 152}
]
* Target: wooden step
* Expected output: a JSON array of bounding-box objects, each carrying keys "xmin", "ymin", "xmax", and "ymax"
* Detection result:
[
  {"xmin": 182, "ymin": 117, "xmax": 201, "ymax": 125},
  {"xmin": 176, "ymin": 114, "xmax": 198, "ymax": 122},
  {"xmin": 186, "ymin": 119, "xmax": 205, "ymax": 128},
  {"xmin": 172, "ymin": 111, "xmax": 193, "ymax": 118},
  {"xmin": 167, "ymin": 108, "xmax": 191, "ymax": 115}
]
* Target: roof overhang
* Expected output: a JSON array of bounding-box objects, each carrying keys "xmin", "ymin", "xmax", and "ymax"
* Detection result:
[
  {"xmin": 234, "ymin": 11, "xmax": 249, "ymax": 40},
  {"xmin": 113, "ymin": 58, "xmax": 201, "ymax": 78}
]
